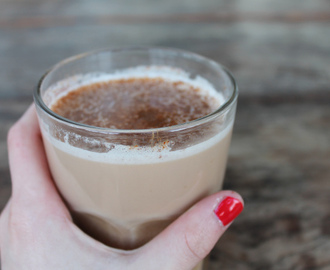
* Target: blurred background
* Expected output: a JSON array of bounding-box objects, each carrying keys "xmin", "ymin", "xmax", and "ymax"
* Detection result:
[{"xmin": 0, "ymin": 0, "xmax": 330, "ymax": 269}]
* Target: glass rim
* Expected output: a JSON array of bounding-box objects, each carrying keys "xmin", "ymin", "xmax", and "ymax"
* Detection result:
[{"xmin": 34, "ymin": 46, "xmax": 238, "ymax": 134}]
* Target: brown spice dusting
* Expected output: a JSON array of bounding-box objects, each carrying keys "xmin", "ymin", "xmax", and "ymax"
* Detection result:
[{"xmin": 51, "ymin": 77, "xmax": 217, "ymax": 129}]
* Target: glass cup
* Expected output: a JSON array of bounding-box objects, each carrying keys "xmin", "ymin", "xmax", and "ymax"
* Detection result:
[{"xmin": 34, "ymin": 47, "xmax": 238, "ymax": 270}]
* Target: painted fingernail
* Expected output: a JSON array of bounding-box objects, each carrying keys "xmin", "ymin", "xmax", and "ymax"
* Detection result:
[{"xmin": 214, "ymin": 197, "xmax": 244, "ymax": 226}]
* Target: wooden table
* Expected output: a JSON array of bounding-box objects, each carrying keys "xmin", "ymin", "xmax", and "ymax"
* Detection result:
[{"xmin": 1, "ymin": 0, "xmax": 330, "ymax": 269}]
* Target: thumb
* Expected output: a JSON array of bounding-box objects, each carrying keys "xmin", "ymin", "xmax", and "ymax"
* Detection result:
[{"xmin": 136, "ymin": 191, "xmax": 244, "ymax": 270}]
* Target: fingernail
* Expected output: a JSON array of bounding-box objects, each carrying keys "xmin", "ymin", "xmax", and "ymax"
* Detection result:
[{"xmin": 214, "ymin": 197, "xmax": 244, "ymax": 226}]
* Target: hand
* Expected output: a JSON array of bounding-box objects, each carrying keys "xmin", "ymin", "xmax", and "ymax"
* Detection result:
[{"xmin": 0, "ymin": 105, "xmax": 244, "ymax": 270}]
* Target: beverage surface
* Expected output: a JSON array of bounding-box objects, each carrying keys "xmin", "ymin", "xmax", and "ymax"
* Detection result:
[{"xmin": 51, "ymin": 77, "xmax": 218, "ymax": 129}]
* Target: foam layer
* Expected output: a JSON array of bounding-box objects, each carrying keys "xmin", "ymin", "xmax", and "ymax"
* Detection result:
[
  {"xmin": 44, "ymin": 66, "xmax": 225, "ymax": 108},
  {"xmin": 42, "ymin": 65, "xmax": 231, "ymax": 164},
  {"xmin": 45, "ymin": 122, "xmax": 233, "ymax": 164}
]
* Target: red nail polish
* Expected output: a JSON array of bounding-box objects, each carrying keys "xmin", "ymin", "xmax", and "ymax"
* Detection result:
[{"xmin": 214, "ymin": 197, "xmax": 243, "ymax": 226}]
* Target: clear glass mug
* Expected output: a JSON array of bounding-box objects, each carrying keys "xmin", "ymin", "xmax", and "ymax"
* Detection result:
[{"xmin": 34, "ymin": 47, "xmax": 238, "ymax": 270}]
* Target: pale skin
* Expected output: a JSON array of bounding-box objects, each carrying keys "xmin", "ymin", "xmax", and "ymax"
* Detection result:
[{"xmin": 0, "ymin": 105, "xmax": 244, "ymax": 270}]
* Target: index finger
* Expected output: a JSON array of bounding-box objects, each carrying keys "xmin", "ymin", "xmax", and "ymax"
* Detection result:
[{"xmin": 7, "ymin": 105, "xmax": 67, "ymax": 214}]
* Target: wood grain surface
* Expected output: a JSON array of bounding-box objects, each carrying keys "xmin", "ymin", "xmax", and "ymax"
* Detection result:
[{"xmin": 0, "ymin": 0, "xmax": 330, "ymax": 269}]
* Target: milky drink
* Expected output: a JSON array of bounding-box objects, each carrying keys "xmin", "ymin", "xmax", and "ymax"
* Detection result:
[{"xmin": 38, "ymin": 67, "xmax": 235, "ymax": 270}]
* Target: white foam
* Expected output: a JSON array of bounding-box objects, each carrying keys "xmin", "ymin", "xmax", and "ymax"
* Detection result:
[
  {"xmin": 43, "ymin": 66, "xmax": 231, "ymax": 164},
  {"xmin": 44, "ymin": 122, "xmax": 233, "ymax": 164}
]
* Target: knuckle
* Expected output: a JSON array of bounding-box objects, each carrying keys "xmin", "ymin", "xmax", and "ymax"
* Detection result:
[
  {"xmin": 7, "ymin": 201, "xmax": 37, "ymax": 244},
  {"xmin": 184, "ymin": 226, "xmax": 211, "ymax": 261}
]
